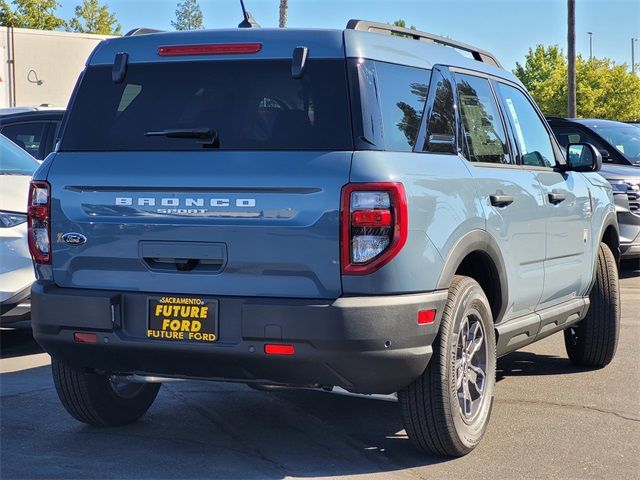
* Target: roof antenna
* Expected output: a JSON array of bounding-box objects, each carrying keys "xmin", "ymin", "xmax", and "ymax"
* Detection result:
[{"xmin": 238, "ymin": 0, "xmax": 260, "ymax": 28}]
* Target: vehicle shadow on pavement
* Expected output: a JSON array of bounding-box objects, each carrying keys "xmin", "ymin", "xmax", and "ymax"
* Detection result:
[
  {"xmin": 619, "ymin": 265, "xmax": 639, "ymax": 279},
  {"xmin": 496, "ymin": 351, "xmax": 591, "ymax": 381},
  {"xmin": 0, "ymin": 347, "xmax": 615, "ymax": 479},
  {"xmin": 0, "ymin": 368, "xmax": 447, "ymax": 479},
  {"xmin": 0, "ymin": 322, "xmax": 42, "ymax": 359}
]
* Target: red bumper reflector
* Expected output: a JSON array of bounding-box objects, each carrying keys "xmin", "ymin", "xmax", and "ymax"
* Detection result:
[
  {"xmin": 264, "ymin": 344, "xmax": 295, "ymax": 355},
  {"xmin": 417, "ymin": 309, "xmax": 436, "ymax": 325},
  {"xmin": 74, "ymin": 332, "xmax": 97, "ymax": 344},
  {"xmin": 158, "ymin": 43, "xmax": 262, "ymax": 56},
  {"xmin": 352, "ymin": 209, "xmax": 392, "ymax": 228}
]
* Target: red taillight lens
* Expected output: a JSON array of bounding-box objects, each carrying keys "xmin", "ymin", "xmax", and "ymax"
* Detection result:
[
  {"xmin": 27, "ymin": 181, "xmax": 51, "ymax": 264},
  {"xmin": 352, "ymin": 209, "xmax": 392, "ymax": 228},
  {"xmin": 341, "ymin": 183, "xmax": 408, "ymax": 275},
  {"xmin": 157, "ymin": 43, "xmax": 262, "ymax": 56}
]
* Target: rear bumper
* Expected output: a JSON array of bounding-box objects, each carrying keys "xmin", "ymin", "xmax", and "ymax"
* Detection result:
[{"xmin": 31, "ymin": 281, "xmax": 448, "ymax": 394}]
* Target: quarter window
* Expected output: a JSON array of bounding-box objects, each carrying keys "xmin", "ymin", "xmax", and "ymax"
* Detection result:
[
  {"xmin": 374, "ymin": 61, "xmax": 430, "ymax": 151},
  {"xmin": 495, "ymin": 83, "xmax": 555, "ymax": 168},
  {"xmin": 455, "ymin": 74, "xmax": 511, "ymax": 164}
]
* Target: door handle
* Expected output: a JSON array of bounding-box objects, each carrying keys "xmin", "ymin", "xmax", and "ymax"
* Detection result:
[
  {"xmin": 490, "ymin": 194, "xmax": 514, "ymax": 207},
  {"xmin": 548, "ymin": 192, "xmax": 567, "ymax": 204}
]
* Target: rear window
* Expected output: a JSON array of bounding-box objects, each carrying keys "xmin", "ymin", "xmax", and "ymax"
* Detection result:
[{"xmin": 60, "ymin": 59, "xmax": 353, "ymax": 151}]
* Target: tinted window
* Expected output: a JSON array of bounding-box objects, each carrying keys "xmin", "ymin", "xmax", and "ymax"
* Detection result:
[
  {"xmin": 0, "ymin": 135, "xmax": 39, "ymax": 175},
  {"xmin": 374, "ymin": 61, "xmax": 430, "ymax": 151},
  {"xmin": 496, "ymin": 83, "xmax": 555, "ymax": 168},
  {"xmin": 61, "ymin": 60, "xmax": 352, "ymax": 151},
  {"xmin": 455, "ymin": 74, "xmax": 510, "ymax": 164},
  {"xmin": 422, "ymin": 69, "xmax": 456, "ymax": 153},
  {"xmin": 551, "ymin": 126, "xmax": 598, "ymax": 149},
  {"xmin": 1, "ymin": 122, "xmax": 47, "ymax": 159},
  {"xmin": 591, "ymin": 126, "xmax": 640, "ymax": 164}
]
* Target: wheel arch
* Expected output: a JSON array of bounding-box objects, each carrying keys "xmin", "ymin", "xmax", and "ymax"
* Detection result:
[
  {"xmin": 587, "ymin": 211, "xmax": 620, "ymax": 294},
  {"xmin": 436, "ymin": 230, "xmax": 508, "ymax": 323},
  {"xmin": 600, "ymin": 217, "xmax": 620, "ymax": 264}
]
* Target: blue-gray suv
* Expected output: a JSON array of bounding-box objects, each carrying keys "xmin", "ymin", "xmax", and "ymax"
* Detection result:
[{"xmin": 29, "ymin": 20, "xmax": 621, "ymax": 457}]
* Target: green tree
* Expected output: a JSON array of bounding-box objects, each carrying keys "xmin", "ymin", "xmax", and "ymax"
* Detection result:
[
  {"xmin": 514, "ymin": 45, "xmax": 567, "ymax": 116},
  {"xmin": 515, "ymin": 45, "xmax": 640, "ymax": 121},
  {"xmin": 0, "ymin": 0, "xmax": 65, "ymax": 30},
  {"xmin": 68, "ymin": 0, "xmax": 120, "ymax": 35},
  {"xmin": 171, "ymin": 0, "xmax": 203, "ymax": 31},
  {"xmin": 391, "ymin": 19, "xmax": 417, "ymax": 37}
]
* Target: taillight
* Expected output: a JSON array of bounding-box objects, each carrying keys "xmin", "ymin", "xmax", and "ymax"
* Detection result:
[
  {"xmin": 341, "ymin": 183, "xmax": 408, "ymax": 275},
  {"xmin": 27, "ymin": 181, "xmax": 51, "ymax": 264}
]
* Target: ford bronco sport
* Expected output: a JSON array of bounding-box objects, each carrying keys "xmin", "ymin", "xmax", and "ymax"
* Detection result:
[{"xmin": 29, "ymin": 20, "xmax": 620, "ymax": 457}]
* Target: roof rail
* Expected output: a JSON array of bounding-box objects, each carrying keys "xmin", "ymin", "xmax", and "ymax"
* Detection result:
[
  {"xmin": 346, "ymin": 19, "xmax": 502, "ymax": 69},
  {"xmin": 124, "ymin": 28, "xmax": 166, "ymax": 37}
]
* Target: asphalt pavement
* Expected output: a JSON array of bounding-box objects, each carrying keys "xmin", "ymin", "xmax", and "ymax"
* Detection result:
[{"xmin": 1, "ymin": 268, "xmax": 639, "ymax": 480}]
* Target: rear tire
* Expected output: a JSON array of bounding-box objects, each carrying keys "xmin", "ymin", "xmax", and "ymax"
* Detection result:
[
  {"xmin": 399, "ymin": 275, "xmax": 496, "ymax": 457},
  {"xmin": 564, "ymin": 242, "xmax": 620, "ymax": 367},
  {"xmin": 52, "ymin": 358, "xmax": 160, "ymax": 426}
]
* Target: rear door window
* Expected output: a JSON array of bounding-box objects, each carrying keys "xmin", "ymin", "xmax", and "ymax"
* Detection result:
[
  {"xmin": 60, "ymin": 59, "xmax": 352, "ymax": 151},
  {"xmin": 454, "ymin": 73, "xmax": 511, "ymax": 164},
  {"xmin": 1, "ymin": 122, "xmax": 48, "ymax": 159}
]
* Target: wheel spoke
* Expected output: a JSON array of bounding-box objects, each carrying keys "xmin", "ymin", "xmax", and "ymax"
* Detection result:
[
  {"xmin": 468, "ymin": 323, "xmax": 484, "ymax": 360},
  {"xmin": 460, "ymin": 317, "xmax": 469, "ymax": 350},
  {"xmin": 468, "ymin": 364, "xmax": 486, "ymax": 394},
  {"xmin": 456, "ymin": 359, "xmax": 464, "ymax": 389}
]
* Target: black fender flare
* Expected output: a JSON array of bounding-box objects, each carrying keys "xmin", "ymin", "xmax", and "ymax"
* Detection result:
[
  {"xmin": 588, "ymin": 210, "xmax": 619, "ymax": 293},
  {"xmin": 436, "ymin": 229, "xmax": 509, "ymax": 323}
]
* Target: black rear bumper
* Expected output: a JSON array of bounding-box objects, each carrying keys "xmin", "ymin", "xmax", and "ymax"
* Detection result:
[{"xmin": 31, "ymin": 281, "xmax": 447, "ymax": 394}]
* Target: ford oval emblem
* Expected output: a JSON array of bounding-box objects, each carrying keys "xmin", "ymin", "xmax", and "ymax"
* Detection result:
[{"xmin": 62, "ymin": 232, "xmax": 87, "ymax": 246}]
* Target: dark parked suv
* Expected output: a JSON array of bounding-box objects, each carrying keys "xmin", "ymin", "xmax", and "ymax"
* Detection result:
[
  {"xmin": 549, "ymin": 118, "xmax": 640, "ymax": 260},
  {"xmin": 30, "ymin": 21, "xmax": 620, "ymax": 457},
  {"xmin": 547, "ymin": 117, "xmax": 640, "ymax": 167},
  {"xmin": 0, "ymin": 110, "xmax": 65, "ymax": 160}
]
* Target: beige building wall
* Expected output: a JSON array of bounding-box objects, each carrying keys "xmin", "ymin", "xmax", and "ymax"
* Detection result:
[{"xmin": 0, "ymin": 27, "xmax": 112, "ymax": 109}]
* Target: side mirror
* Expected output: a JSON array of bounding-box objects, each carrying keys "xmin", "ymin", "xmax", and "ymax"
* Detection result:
[{"xmin": 566, "ymin": 143, "xmax": 602, "ymax": 172}]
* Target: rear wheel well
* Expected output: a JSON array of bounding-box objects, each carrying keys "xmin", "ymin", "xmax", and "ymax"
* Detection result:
[
  {"xmin": 454, "ymin": 251, "xmax": 502, "ymax": 322},
  {"xmin": 601, "ymin": 225, "xmax": 620, "ymax": 264}
]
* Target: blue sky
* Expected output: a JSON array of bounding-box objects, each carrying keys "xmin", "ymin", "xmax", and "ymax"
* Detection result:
[{"xmin": 56, "ymin": 0, "xmax": 640, "ymax": 71}]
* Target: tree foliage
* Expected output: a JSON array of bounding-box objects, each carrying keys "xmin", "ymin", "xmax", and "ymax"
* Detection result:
[
  {"xmin": 171, "ymin": 0, "xmax": 203, "ymax": 31},
  {"xmin": 515, "ymin": 45, "xmax": 640, "ymax": 121},
  {"xmin": 0, "ymin": 0, "xmax": 65, "ymax": 30},
  {"xmin": 391, "ymin": 19, "xmax": 417, "ymax": 37},
  {"xmin": 68, "ymin": 0, "xmax": 120, "ymax": 35}
]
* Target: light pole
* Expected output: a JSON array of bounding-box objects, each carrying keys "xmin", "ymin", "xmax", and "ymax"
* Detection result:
[
  {"xmin": 568, "ymin": 0, "xmax": 576, "ymax": 117},
  {"xmin": 587, "ymin": 32, "xmax": 593, "ymax": 60},
  {"xmin": 633, "ymin": 38, "xmax": 639, "ymax": 75}
]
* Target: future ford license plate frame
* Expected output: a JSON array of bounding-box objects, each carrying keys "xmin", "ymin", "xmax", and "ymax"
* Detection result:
[{"xmin": 147, "ymin": 296, "xmax": 218, "ymax": 343}]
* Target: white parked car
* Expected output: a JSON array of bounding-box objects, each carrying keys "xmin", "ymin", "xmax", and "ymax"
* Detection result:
[{"xmin": 0, "ymin": 134, "xmax": 39, "ymax": 322}]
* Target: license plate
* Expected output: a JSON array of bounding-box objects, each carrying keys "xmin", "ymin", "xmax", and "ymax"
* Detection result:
[{"xmin": 148, "ymin": 296, "xmax": 218, "ymax": 343}]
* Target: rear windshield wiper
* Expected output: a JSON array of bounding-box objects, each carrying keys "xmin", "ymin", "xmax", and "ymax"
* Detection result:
[{"xmin": 145, "ymin": 128, "xmax": 219, "ymax": 146}]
